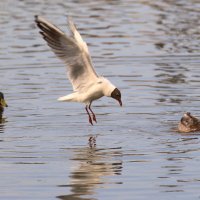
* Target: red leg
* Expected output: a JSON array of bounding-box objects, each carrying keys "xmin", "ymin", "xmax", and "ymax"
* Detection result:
[
  {"xmin": 85, "ymin": 105, "xmax": 93, "ymax": 125},
  {"xmin": 89, "ymin": 102, "xmax": 97, "ymax": 123}
]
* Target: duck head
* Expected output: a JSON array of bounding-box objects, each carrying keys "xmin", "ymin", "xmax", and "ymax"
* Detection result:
[
  {"xmin": 180, "ymin": 112, "xmax": 199, "ymax": 127},
  {"xmin": 0, "ymin": 92, "xmax": 8, "ymax": 110},
  {"xmin": 178, "ymin": 112, "xmax": 200, "ymax": 132}
]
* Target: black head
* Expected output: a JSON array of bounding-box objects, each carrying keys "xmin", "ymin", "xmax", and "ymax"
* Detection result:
[{"xmin": 111, "ymin": 88, "xmax": 122, "ymax": 106}]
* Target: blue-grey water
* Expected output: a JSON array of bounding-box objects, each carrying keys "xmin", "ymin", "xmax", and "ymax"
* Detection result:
[{"xmin": 0, "ymin": 0, "xmax": 200, "ymax": 199}]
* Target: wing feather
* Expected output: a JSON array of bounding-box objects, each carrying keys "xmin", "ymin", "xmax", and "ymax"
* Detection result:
[{"xmin": 35, "ymin": 15, "xmax": 98, "ymax": 91}]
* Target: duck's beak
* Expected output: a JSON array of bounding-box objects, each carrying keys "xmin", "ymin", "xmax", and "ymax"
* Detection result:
[{"xmin": 1, "ymin": 99, "xmax": 8, "ymax": 107}]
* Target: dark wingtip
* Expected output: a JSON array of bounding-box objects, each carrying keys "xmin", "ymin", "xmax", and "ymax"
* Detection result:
[{"xmin": 34, "ymin": 15, "xmax": 40, "ymax": 24}]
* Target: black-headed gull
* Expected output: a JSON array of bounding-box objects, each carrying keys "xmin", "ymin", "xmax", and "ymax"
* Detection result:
[{"xmin": 35, "ymin": 16, "xmax": 122, "ymax": 125}]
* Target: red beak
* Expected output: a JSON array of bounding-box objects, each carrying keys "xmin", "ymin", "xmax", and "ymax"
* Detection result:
[{"xmin": 118, "ymin": 99, "xmax": 122, "ymax": 106}]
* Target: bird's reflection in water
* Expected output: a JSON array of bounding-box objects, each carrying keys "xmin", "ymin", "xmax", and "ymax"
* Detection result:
[
  {"xmin": 0, "ymin": 115, "xmax": 6, "ymax": 134},
  {"xmin": 0, "ymin": 92, "xmax": 8, "ymax": 133},
  {"xmin": 88, "ymin": 136, "xmax": 97, "ymax": 148},
  {"xmin": 57, "ymin": 144, "xmax": 123, "ymax": 200}
]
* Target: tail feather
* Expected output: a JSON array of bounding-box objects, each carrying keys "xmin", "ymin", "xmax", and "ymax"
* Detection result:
[
  {"xmin": 57, "ymin": 96, "xmax": 72, "ymax": 102},
  {"xmin": 57, "ymin": 93, "xmax": 78, "ymax": 102}
]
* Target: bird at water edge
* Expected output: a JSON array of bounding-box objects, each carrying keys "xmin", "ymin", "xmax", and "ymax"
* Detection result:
[
  {"xmin": 178, "ymin": 112, "xmax": 200, "ymax": 133},
  {"xmin": 35, "ymin": 15, "xmax": 122, "ymax": 125},
  {"xmin": 0, "ymin": 92, "xmax": 8, "ymax": 115}
]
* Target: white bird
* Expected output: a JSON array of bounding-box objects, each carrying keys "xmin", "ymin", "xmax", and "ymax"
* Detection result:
[{"xmin": 35, "ymin": 15, "xmax": 122, "ymax": 125}]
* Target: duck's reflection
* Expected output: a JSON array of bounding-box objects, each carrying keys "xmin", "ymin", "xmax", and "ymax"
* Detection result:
[
  {"xmin": 0, "ymin": 111, "xmax": 7, "ymax": 134},
  {"xmin": 0, "ymin": 116, "xmax": 6, "ymax": 133},
  {"xmin": 0, "ymin": 92, "xmax": 8, "ymax": 133},
  {"xmin": 57, "ymin": 144, "xmax": 123, "ymax": 200}
]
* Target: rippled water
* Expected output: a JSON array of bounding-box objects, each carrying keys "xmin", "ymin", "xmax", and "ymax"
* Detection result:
[{"xmin": 0, "ymin": 0, "xmax": 200, "ymax": 199}]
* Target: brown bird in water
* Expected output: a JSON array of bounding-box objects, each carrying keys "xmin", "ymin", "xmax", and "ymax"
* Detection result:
[
  {"xmin": 34, "ymin": 16, "xmax": 122, "ymax": 125},
  {"xmin": 0, "ymin": 92, "xmax": 8, "ymax": 112},
  {"xmin": 178, "ymin": 112, "xmax": 200, "ymax": 133},
  {"xmin": 0, "ymin": 92, "xmax": 8, "ymax": 118}
]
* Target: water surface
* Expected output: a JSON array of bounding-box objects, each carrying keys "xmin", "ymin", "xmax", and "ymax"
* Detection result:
[{"xmin": 0, "ymin": 0, "xmax": 200, "ymax": 199}]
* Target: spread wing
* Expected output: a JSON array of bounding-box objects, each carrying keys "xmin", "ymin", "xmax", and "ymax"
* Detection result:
[{"xmin": 35, "ymin": 15, "xmax": 98, "ymax": 92}]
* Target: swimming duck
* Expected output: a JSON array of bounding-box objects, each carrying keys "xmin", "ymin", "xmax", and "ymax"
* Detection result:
[
  {"xmin": 0, "ymin": 92, "xmax": 8, "ymax": 114},
  {"xmin": 178, "ymin": 112, "xmax": 200, "ymax": 133}
]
